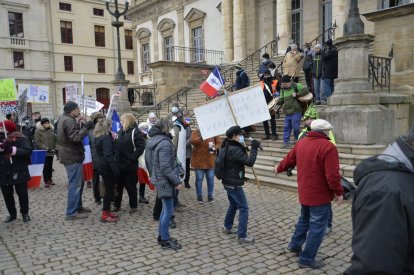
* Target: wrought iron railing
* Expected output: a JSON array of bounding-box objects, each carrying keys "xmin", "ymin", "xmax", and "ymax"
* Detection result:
[
  {"xmin": 129, "ymin": 84, "xmax": 156, "ymax": 106},
  {"xmin": 368, "ymin": 55, "xmax": 392, "ymax": 92},
  {"xmin": 220, "ymin": 38, "xmax": 280, "ymax": 95},
  {"xmin": 135, "ymin": 87, "xmax": 191, "ymax": 123},
  {"xmin": 307, "ymin": 22, "xmax": 337, "ymax": 47},
  {"xmin": 166, "ymin": 46, "xmax": 223, "ymax": 66}
]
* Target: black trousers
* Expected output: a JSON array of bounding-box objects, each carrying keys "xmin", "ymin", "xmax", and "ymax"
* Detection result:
[
  {"xmin": 304, "ymin": 70, "xmax": 313, "ymax": 93},
  {"xmin": 92, "ymin": 169, "xmax": 101, "ymax": 202},
  {"xmin": 43, "ymin": 155, "xmax": 54, "ymax": 182},
  {"xmin": 114, "ymin": 171, "xmax": 138, "ymax": 208},
  {"xmin": 153, "ymin": 197, "xmax": 162, "ymax": 220},
  {"xmin": 98, "ymin": 168, "xmax": 115, "ymax": 211},
  {"xmin": 263, "ymin": 114, "xmax": 277, "ymax": 136},
  {"xmin": 184, "ymin": 158, "xmax": 191, "ymax": 185},
  {"xmin": 1, "ymin": 182, "xmax": 29, "ymax": 216},
  {"xmin": 139, "ymin": 183, "xmax": 146, "ymax": 198}
]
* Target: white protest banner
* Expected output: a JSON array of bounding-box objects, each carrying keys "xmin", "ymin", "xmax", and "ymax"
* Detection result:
[
  {"xmin": 75, "ymin": 95, "xmax": 97, "ymax": 111},
  {"xmin": 65, "ymin": 84, "xmax": 78, "ymax": 103},
  {"xmin": 18, "ymin": 84, "xmax": 49, "ymax": 103},
  {"xmin": 86, "ymin": 101, "xmax": 104, "ymax": 116},
  {"xmin": 194, "ymin": 84, "xmax": 270, "ymax": 139},
  {"xmin": 106, "ymin": 94, "xmax": 120, "ymax": 119}
]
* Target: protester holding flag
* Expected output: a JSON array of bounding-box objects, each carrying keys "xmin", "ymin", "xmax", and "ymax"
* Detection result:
[
  {"xmin": 34, "ymin": 118, "xmax": 57, "ymax": 188},
  {"xmin": 93, "ymin": 119, "xmax": 119, "ymax": 223},
  {"xmin": 114, "ymin": 113, "xmax": 145, "ymax": 213},
  {"xmin": 57, "ymin": 101, "xmax": 93, "ymax": 220},
  {"xmin": 200, "ymin": 66, "xmax": 225, "ymax": 97},
  {"xmin": 0, "ymin": 120, "xmax": 33, "ymax": 223}
]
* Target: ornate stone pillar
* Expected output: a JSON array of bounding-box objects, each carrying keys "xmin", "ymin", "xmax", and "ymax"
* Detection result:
[
  {"xmin": 177, "ymin": 6, "xmax": 185, "ymax": 62},
  {"xmin": 222, "ymin": 0, "xmax": 233, "ymax": 62},
  {"xmin": 276, "ymin": 0, "xmax": 291, "ymax": 54},
  {"xmin": 151, "ymin": 18, "xmax": 159, "ymax": 62},
  {"xmin": 233, "ymin": 0, "xmax": 247, "ymax": 61},
  {"xmin": 332, "ymin": 0, "xmax": 349, "ymax": 39}
]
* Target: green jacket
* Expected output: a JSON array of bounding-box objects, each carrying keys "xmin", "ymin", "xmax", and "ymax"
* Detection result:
[{"xmin": 277, "ymin": 83, "xmax": 308, "ymax": 115}]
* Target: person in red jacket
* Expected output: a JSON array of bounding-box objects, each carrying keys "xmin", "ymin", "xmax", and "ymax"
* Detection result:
[{"xmin": 275, "ymin": 119, "xmax": 343, "ymax": 269}]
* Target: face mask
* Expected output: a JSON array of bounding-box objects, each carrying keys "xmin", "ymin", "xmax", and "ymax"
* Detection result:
[
  {"xmin": 149, "ymin": 118, "xmax": 157, "ymax": 124},
  {"xmin": 238, "ymin": 135, "xmax": 245, "ymax": 144},
  {"xmin": 185, "ymin": 118, "xmax": 191, "ymax": 124},
  {"xmin": 171, "ymin": 107, "xmax": 179, "ymax": 113}
]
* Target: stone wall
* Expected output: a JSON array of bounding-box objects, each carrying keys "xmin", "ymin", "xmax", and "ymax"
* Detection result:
[{"xmin": 148, "ymin": 61, "xmax": 214, "ymax": 101}]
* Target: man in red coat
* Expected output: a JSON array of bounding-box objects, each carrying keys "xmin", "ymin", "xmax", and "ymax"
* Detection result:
[{"xmin": 275, "ymin": 119, "xmax": 343, "ymax": 269}]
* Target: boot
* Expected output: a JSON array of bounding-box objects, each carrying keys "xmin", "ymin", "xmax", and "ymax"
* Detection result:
[
  {"xmin": 45, "ymin": 180, "xmax": 51, "ymax": 188},
  {"xmin": 101, "ymin": 211, "xmax": 118, "ymax": 222},
  {"xmin": 49, "ymin": 180, "xmax": 56, "ymax": 186},
  {"xmin": 263, "ymin": 135, "xmax": 271, "ymax": 140}
]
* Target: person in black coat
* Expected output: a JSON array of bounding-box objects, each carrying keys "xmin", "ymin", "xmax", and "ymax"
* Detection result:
[
  {"xmin": 345, "ymin": 123, "xmax": 414, "ymax": 274},
  {"xmin": 0, "ymin": 120, "xmax": 33, "ymax": 223},
  {"xmin": 94, "ymin": 119, "xmax": 119, "ymax": 222},
  {"xmin": 321, "ymin": 39, "xmax": 338, "ymax": 104},
  {"xmin": 218, "ymin": 126, "xmax": 260, "ymax": 244},
  {"xmin": 114, "ymin": 113, "xmax": 145, "ymax": 213},
  {"xmin": 234, "ymin": 67, "xmax": 250, "ymax": 91}
]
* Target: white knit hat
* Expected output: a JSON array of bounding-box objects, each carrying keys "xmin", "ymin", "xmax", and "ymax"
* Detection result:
[{"xmin": 310, "ymin": 119, "xmax": 333, "ymax": 131}]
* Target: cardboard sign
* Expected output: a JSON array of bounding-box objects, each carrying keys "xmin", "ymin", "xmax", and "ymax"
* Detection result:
[
  {"xmin": 18, "ymin": 84, "xmax": 49, "ymax": 103},
  {"xmin": 75, "ymin": 95, "xmax": 97, "ymax": 110},
  {"xmin": 86, "ymin": 101, "xmax": 104, "ymax": 116},
  {"xmin": 65, "ymin": 84, "xmax": 78, "ymax": 103},
  {"xmin": 0, "ymin": 78, "xmax": 17, "ymax": 102},
  {"xmin": 17, "ymin": 89, "xmax": 28, "ymax": 121},
  {"xmin": 194, "ymin": 85, "xmax": 270, "ymax": 139}
]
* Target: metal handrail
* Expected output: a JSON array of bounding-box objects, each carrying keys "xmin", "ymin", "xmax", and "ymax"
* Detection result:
[
  {"xmin": 307, "ymin": 21, "xmax": 337, "ymax": 47},
  {"xmin": 368, "ymin": 55, "xmax": 392, "ymax": 93},
  {"xmin": 167, "ymin": 46, "xmax": 224, "ymax": 65},
  {"xmin": 135, "ymin": 87, "xmax": 191, "ymax": 123}
]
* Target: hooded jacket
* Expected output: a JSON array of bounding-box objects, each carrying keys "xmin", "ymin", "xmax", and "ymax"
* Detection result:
[
  {"xmin": 277, "ymin": 83, "xmax": 308, "ymax": 115},
  {"xmin": 345, "ymin": 137, "xmax": 414, "ymax": 274},
  {"xmin": 145, "ymin": 125, "xmax": 181, "ymax": 199},
  {"xmin": 114, "ymin": 125, "xmax": 145, "ymax": 172},
  {"xmin": 34, "ymin": 121, "xmax": 56, "ymax": 156},
  {"xmin": 322, "ymin": 46, "xmax": 338, "ymax": 79}
]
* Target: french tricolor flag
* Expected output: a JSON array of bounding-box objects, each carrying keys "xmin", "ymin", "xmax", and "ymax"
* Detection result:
[
  {"xmin": 111, "ymin": 110, "xmax": 121, "ymax": 133},
  {"xmin": 83, "ymin": 136, "xmax": 93, "ymax": 182},
  {"xmin": 200, "ymin": 66, "xmax": 225, "ymax": 97},
  {"xmin": 27, "ymin": 150, "xmax": 47, "ymax": 189}
]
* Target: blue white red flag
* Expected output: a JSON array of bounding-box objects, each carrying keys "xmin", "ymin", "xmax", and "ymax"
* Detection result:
[
  {"xmin": 199, "ymin": 66, "xmax": 225, "ymax": 97},
  {"xmin": 27, "ymin": 150, "xmax": 47, "ymax": 188},
  {"xmin": 111, "ymin": 110, "xmax": 121, "ymax": 133},
  {"xmin": 82, "ymin": 136, "xmax": 93, "ymax": 182}
]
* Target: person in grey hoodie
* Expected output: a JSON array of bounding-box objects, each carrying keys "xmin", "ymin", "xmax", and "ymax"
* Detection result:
[
  {"xmin": 345, "ymin": 123, "xmax": 414, "ymax": 274},
  {"xmin": 145, "ymin": 118, "xmax": 183, "ymax": 250}
]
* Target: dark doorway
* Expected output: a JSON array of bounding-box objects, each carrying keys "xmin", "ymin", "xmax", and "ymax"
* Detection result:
[{"xmin": 96, "ymin": 88, "xmax": 110, "ymax": 113}]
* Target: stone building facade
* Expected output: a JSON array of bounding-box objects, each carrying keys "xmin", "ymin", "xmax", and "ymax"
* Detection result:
[{"xmin": 0, "ymin": 0, "xmax": 135, "ymax": 118}]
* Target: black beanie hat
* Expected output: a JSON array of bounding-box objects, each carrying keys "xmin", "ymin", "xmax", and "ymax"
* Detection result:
[
  {"xmin": 40, "ymin": 118, "xmax": 50, "ymax": 125},
  {"xmin": 325, "ymin": 39, "xmax": 333, "ymax": 47},
  {"xmin": 281, "ymin": 75, "xmax": 292, "ymax": 83},
  {"xmin": 226, "ymin": 125, "xmax": 243, "ymax": 138},
  {"xmin": 64, "ymin": 101, "xmax": 79, "ymax": 114}
]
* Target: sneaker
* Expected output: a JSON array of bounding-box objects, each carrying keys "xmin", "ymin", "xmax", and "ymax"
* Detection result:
[
  {"xmin": 160, "ymin": 239, "xmax": 182, "ymax": 250},
  {"xmin": 238, "ymin": 235, "xmax": 255, "ymax": 244},
  {"xmin": 208, "ymin": 197, "xmax": 214, "ymax": 203},
  {"xmin": 77, "ymin": 207, "xmax": 91, "ymax": 214},
  {"xmin": 22, "ymin": 214, "xmax": 31, "ymax": 223},
  {"xmin": 222, "ymin": 225, "xmax": 237, "ymax": 235},
  {"xmin": 65, "ymin": 214, "xmax": 87, "ymax": 220},
  {"xmin": 139, "ymin": 196, "xmax": 149, "ymax": 204},
  {"xmin": 197, "ymin": 197, "xmax": 203, "ymax": 204},
  {"xmin": 298, "ymin": 259, "xmax": 326, "ymax": 269},
  {"xmin": 44, "ymin": 181, "xmax": 51, "ymax": 188},
  {"xmin": 157, "ymin": 235, "xmax": 177, "ymax": 244},
  {"xmin": 101, "ymin": 211, "xmax": 118, "ymax": 223},
  {"xmin": 4, "ymin": 215, "xmax": 17, "ymax": 223},
  {"xmin": 262, "ymin": 135, "xmax": 271, "ymax": 140},
  {"xmin": 129, "ymin": 208, "xmax": 137, "ymax": 214},
  {"xmin": 287, "ymin": 245, "xmax": 302, "ymax": 256},
  {"xmin": 108, "ymin": 212, "xmax": 119, "ymax": 218}
]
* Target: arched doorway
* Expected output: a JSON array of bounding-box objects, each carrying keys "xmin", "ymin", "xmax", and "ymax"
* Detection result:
[{"xmin": 96, "ymin": 88, "xmax": 110, "ymax": 113}]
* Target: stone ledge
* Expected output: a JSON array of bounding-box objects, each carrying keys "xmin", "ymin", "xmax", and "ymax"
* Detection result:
[
  {"xmin": 328, "ymin": 93, "xmax": 380, "ymax": 105},
  {"xmin": 377, "ymin": 93, "xmax": 412, "ymax": 104}
]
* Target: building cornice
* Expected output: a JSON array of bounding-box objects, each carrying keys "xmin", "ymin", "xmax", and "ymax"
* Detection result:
[
  {"xmin": 0, "ymin": 0, "xmax": 30, "ymax": 9},
  {"xmin": 363, "ymin": 3, "xmax": 414, "ymax": 22}
]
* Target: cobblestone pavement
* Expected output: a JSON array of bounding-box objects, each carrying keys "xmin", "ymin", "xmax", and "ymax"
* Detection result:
[{"xmin": 0, "ymin": 160, "xmax": 353, "ymax": 275}]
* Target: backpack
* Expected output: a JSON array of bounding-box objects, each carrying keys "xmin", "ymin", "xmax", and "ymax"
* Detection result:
[
  {"xmin": 214, "ymin": 144, "xmax": 228, "ymax": 180},
  {"xmin": 243, "ymin": 71, "xmax": 250, "ymax": 87}
]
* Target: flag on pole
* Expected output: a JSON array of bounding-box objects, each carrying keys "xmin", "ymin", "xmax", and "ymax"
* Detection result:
[
  {"xmin": 82, "ymin": 136, "xmax": 93, "ymax": 182},
  {"xmin": 111, "ymin": 110, "xmax": 121, "ymax": 133},
  {"xmin": 199, "ymin": 66, "xmax": 225, "ymax": 97},
  {"xmin": 27, "ymin": 150, "xmax": 47, "ymax": 189}
]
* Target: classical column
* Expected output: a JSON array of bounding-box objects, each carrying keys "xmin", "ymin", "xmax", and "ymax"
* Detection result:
[
  {"xmin": 222, "ymin": 0, "xmax": 233, "ymax": 62},
  {"xmin": 332, "ymin": 0, "xmax": 349, "ymax": 39},
  {"xmin": 177, "ymin": 6, "xmax": 185, "ymax": 62},
  {"xmin": 276, "ymin": 0, "xmax": 291, "ymax": 54},
  {"xmin": 233, "ymin": 0, "xmax": 247, "ymax": 61},
  {"xmin": 151, "ymin": 18, "xmax": 159, "ymax": 62}
]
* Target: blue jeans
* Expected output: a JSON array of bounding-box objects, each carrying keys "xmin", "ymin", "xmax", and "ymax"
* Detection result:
[
  {"xmin": 224, "ymin": 186, "xmax": 249, "ymax": 238},
  {"xmin": 64, "ymin": 163, "xmax": 84, "ymax": 217},
  {"xmin": 288, "ymin": 204, "xmax": 330, "ymax": 265},
  {"xmin": 283, "ymin": 112, "xmax": 302, "ymax": 144},
  {"xmin": 159, "ymin": 198, "xmax": 174, "ymax": 241},
  {"xmin": 195, "ymin": 169, "xmax": 215, "ymax": 199},
  {"xmin": 322, "ymin": 78, "xmax": 334, "ymax": 103},
  {"xmin": 313, "ymin": 78, "xmax": 322, "ymax": 102}
]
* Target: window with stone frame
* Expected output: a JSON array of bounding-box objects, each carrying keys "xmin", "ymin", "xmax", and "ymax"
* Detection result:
[
  {"xmin": 127, "ymin": 61, "xmax": 134, "ymax": 75},
  {"xmin": 142, "ymin": 43, "xmax": 150, "ymax": 72},
  {"xmin": 64, "ymin": 56, "xmax": 73, "ymax": 71},
  {"xmin": 8, "ymin": 12, "xmax": 24, "ymax": 38},
  {"xmin": 157, "ymin": 18, "xmax": 176, "ymax": 61},
  {"xmin": 13, "ymin": 51, "xmax": 24, "ymax": 68},
  {"xmin": 164, "ymin": 36, "xmax": 174, "ymax": 61},
  {"xmin": 185, "ymin": 8, "xmax": 206, "ymax": 63},
  {"xmin": 192, "ymin": 26, "xmax": 204, "ymax": 62},
  {"xmin": 95, "ymin": 25, "xmax": 105, "ymax": 47},
  {"xmin": 93, "ymin": 8, "xmax": 104, "ymax": 16},
  {"xmin": 125, "ymin": 29, "xmax": 133, "ymax": 50},
  {"xmin": 60, "ymin": 20, "xmax": 73, "ymax": 44},
  {"xmin": 321, "ymin": 0, "xmax": 332, "ymax": 43},
  {"xmin": 97, "ymin": 58, "xmax": 105, "ymax": 73},
  {"xmin": 59, "ymin": 2, "xmax": 72, "ymax": 12},
  {"xmin": 291, "ymin": 0, "xmax": 302, "ymax": 46},
  {"xmin": 381, "ymin": 0, "xmax": 413, "ymax": 9}
]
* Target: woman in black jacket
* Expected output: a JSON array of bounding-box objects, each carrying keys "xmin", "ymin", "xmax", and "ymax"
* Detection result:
[
  {"xmin": 114, "ymin": 113, "xmax": 145, "ymax": 213},
  {"xmin": 0, "ymin": 120, "xmax": 33, "ymax": 223},
  {"xmin": 93, "ymin": 119, "xmax": 119, "ymax": 222}
]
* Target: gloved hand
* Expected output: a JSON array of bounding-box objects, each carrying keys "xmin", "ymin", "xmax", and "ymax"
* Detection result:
[
  {"xmin": 84, "ymin": 121, "xmax": 94, "ymax": 130},
  {"xmin": 251, "ymin": 139, "xmax": 261, "ymax": 149},
  {"xmin": 286, "ymin": 167, "xmax": 293, "ymax": 177}
]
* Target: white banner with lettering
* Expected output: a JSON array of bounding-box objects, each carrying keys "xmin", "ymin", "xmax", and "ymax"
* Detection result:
[
  {"xmin": 18, "ymin": 84, "xmax": 49, "ymax": 104},
  {"xmin": 194, "ymin": 85, "xmax": 270, "ymax": 139},
  {"xmin": 65, "ymin": 84, "xmax": 78, "ymax": 103}
]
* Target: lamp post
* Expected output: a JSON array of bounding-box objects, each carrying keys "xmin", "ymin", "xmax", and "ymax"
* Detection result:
[{"xmin": 105, "ymin": 0, "xmax": 129, "ymax": 81}]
